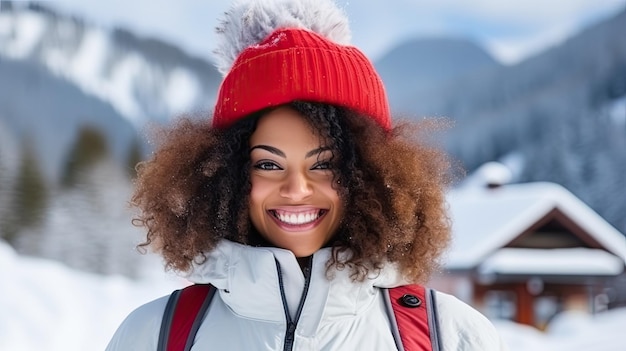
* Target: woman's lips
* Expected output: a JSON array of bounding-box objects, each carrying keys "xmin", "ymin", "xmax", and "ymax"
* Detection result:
[{"xmin": 269, "ymin": 209, "xmax": 327, "ymax": 231}]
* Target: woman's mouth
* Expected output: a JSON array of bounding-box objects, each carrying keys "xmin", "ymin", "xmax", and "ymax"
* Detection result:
[{"xmin": 269, "ymin": 209, "xmax": 327, "ymax": 227}]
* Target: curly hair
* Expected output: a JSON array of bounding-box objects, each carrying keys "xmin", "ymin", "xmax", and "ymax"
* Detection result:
[{"xmin": 132, "ymin": 101, "xmax": 452, "ymax": 283}]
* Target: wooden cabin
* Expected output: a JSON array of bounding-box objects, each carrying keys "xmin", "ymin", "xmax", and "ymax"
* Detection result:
[{"xmin": 432, "ymin": 181, "xmax": 626, "ymax": 329}]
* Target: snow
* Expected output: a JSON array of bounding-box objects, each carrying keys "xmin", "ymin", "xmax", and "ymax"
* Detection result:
[
  {"xmin": 69, "ymin": 29, "xmax": 110, "ymax": 93},
  {"xmin": 43, "ymin": 24, "xmax": 149, "ymax": 125},
  {"xmin": 479, "ymin": 248, "xmax": 624, "ymax": 276},
  {"xmin": 2, "ymin": 239, "xmax": 626, "ymax": 351},
  {"xmin": 0, "ymin": 12, "xmax": 46, "ymax": 58},
  {"xmin": 1, "ymin": 8, "xmax": 209, "ymax": 128},
  {"xmin": 165, "ymin": 67, "xmax": 201, "ymax": 114},
  {"xmin": 464, "ymin": 161, "xmax": 513, "ymax": 187},
  {"xmin": 494, "ymin": 308, "xmax": 626, "ymax": 351},
  {"xmin": 609, "ymin": 96, "xmax": 626, "ymax": 127},
  {"xmin": 446, "ymin": 181, "xmax": 626, "ymax": 270},
  {"xmin": 105, "ymin": 53, "xmax": 146, "ymax": 123},
  {"xmin": 0, "ymin": 240, "xmax": 185, "ymax": 351}
]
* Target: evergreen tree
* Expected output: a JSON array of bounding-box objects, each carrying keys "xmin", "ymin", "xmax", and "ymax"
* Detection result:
[
  {"xmin": 125, "ymin": 135, "xmax": 144, "ymax": 179},
  {"xmin": 0, "ymin": 154, "xmax": 9, "ymax": 241},
  {"xmin": 61, "ymin": 126, "xmax": 109, "ymax": 188},
  {"xmin": 0, "ymin": 139, "xmax": 48, "ymax": 246},
  {"xmin": 37, "ymin": 125, "xmax": 147, "ymax": 277}
]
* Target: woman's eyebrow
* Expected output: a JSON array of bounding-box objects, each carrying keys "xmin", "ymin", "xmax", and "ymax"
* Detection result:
[
  {"xmin": 250, "ymin": 145, "xmax": 330, "ymax": 158},
  {"xmin": 305, "ymin": 147, "xmax": 331, "ymax": 159},
  {"xmin": 249, "ymin": 145, "xmax": 286, "ymax": 157}
]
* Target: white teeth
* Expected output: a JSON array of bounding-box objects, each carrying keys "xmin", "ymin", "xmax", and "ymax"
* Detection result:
[{"xmin": 276, "ymin": 211, "xmax": 320, "ymax": 225}]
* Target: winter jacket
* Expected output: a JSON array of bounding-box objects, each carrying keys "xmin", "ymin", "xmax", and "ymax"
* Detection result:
[{"xmin": 105, "ymin": 240, "xmax": 507, "ymax": 350}]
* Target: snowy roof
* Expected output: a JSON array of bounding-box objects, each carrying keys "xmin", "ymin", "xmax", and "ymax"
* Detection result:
[
  {"xmin": 478, "ymin": 248, "xmax": 625, "ymax": 277},
  {"xmin": 445, "ymin": 182, "xmax": 626, "ymax": 270}
]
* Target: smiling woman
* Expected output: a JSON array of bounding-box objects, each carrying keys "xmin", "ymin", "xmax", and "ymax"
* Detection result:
[
  {"xmin": 248, "ymin": 107, "xmax": 344, "ymax": 259},
  {"xmin": 105, "ymin": 0, "xmax": 507, "ymax": 350}
]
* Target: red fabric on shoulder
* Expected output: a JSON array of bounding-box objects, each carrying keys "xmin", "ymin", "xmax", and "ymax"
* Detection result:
[
  {"xmin": 389, "ymin": 284, "xmax": 432, "ymax": 351},
  {"xmin": 167, "ymin": 284, "xmax": 213, "ymax": 351}
]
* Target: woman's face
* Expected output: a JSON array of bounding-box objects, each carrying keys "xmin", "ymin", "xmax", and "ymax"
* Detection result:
[{"xmin": 248, "ymin": 106, "xmax": 344, "ymax": 257}]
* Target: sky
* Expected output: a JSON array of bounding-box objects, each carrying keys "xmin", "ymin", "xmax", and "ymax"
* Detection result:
[
  {"xmin": 37, "ymin": 0, "xmax": 626, "ymax": 64},
  {"xmin": 2, "ymin": 239, "xmax": 626, "ymax": 350}
]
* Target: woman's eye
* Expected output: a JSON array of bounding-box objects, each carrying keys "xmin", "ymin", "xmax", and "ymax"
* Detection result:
[
  {"xmin": 254, "ymin": 161, "xmax": 281, "ymax": 170},
  {"xmin": 313, "ymin": 161, "xmax": 332, "ymax": 170}
]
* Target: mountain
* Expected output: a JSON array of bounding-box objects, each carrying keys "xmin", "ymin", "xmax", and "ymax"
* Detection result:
[
  {"xmin": 377, "ymin": 7, "xmax": 626, "ymax": 233},
  {"xmin": 0, "ymin": 55, "xmax": 136, "ymax": 181},
  {"xmin": 0, "ymin": 2, "xmax": 222, "ymax": 127},
  {"xmin": 375, "ymin": 37, "xmax": 501, "ymax": 114},
  {"xmin": 0, "ymin": 2, "xmax": 224, "ymax": 180}
]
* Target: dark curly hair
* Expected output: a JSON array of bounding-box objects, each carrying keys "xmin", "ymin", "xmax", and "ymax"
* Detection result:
[{"xmin": 132, "ymin": 101, "xmax": 451, "ymax": 283}]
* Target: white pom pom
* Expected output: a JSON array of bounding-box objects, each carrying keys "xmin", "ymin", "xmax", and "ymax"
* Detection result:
[{"xmin": 214, "ymin": 0, "xmax": 352, "ymax": 76}]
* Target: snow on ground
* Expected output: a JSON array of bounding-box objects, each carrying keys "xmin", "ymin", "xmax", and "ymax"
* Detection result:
[
  {"xmin": 0, "ymin": 241, "xmax": 185, "ymax": 350},
  {"xmin": 1, "ymin": 240, "xmax": 625, "ymax": 351}
]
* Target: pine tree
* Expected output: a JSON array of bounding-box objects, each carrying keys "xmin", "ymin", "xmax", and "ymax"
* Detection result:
[
  {"xmin": 61, "ymin": 126, "xmax": 109, "ymax": 188},
  {"xmin": 38, "ymin": 125, "xmax": 147, "ymax": 277},
  {"xmin": 125, "ymin": 135, "xmax": 144, "ymax": 179},
  {"xmin": 0, "ymin": 140, "xmax": 48, "ymax": 247}
]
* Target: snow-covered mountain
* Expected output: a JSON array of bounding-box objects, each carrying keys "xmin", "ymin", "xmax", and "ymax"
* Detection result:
[
  {"xmin": 0, "ymin": 2, "xmax": 221, "ymax": 127},
  {"xmin": 0, "ymin": 55, "xmax": 136, "ymax": 181},
  {"xmin": 374, "ymin": 6, "xmax": 626, "ymax": 234},
  {"xmin": 385, "ymin": 5, "xmax": 626, "ymax": 158},
  {"xmin": 0, "ymin": 2, "xmax": 223, "ymax": 181}
]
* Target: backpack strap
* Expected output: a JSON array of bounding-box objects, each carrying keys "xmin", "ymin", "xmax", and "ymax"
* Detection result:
[
  {"xmin": 160, "ymin": 283, "xmax": 439, "ymax": 351},
  {"xmin": 426, "ymin": 288, "xmax": 442, "ymax": 350},
  {"xmin": 384, "ymin": 284, "xmax": 441, "ymax": 351},
  {"xmin": 157, "ymin": 284, "xmax": 216, "ymax": 351}
]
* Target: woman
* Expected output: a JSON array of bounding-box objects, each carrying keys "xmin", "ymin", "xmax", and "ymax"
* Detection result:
[{"xmin": 106, "ymin": 0, "xmax": 507, "ymax": 350}]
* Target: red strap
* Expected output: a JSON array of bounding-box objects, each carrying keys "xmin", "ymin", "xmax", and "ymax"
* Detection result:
[
  {"xmin": 167, "ymin": 284, "xmax": 213, "ymax": 351},
  {"xmin": 389, "ymin": 285, "xmax": 432, "ymax": 351},
  {"xmin": 165, "ymin": 284, "xmax": 433, "ymax": 350}
]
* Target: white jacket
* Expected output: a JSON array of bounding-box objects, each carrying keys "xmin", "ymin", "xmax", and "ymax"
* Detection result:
[{"xmin": 106, "ymin": 240, "xmax": 507, "ymax": 350}]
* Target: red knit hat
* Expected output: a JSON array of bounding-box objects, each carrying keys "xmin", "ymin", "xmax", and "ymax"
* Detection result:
[{"xmin": 212, "ymin": 2, "xmax": 391, "ymax": 130}]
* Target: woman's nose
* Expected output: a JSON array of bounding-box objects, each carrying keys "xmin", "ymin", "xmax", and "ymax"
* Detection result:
[{"xmin": 280, "ymin": 170, "xmax": 313, "ymax": 201}]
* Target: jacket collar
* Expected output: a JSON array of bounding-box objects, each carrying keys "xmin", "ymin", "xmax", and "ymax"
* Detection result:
[{"xmin": 183, "ymin": 240, "xmax": 406, "ymax": 336}]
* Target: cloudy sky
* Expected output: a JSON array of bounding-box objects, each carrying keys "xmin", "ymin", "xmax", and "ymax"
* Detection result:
[{"xmin": 43, "ymin": 0, "xmax": 626, "ymax": 64}]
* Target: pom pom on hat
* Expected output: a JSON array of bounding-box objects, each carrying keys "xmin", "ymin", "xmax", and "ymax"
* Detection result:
[
  {"xmin": 212, "ymin": 0, "xmax": 391, "ymax": 130},
  {"xmin": 214, "ymin": 0, "xmax": 352, "ymax": 76}
]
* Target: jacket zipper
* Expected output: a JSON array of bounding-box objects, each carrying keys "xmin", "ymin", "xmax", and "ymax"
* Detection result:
[{"xmin": 276, "ymin": 257, "xmax": 313, "ymax": 351}]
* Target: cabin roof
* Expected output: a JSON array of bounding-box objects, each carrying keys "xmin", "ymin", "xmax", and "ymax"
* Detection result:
[{"xmin": 445, "ymin": 182, "xmax": 626, "ymax": 271}]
